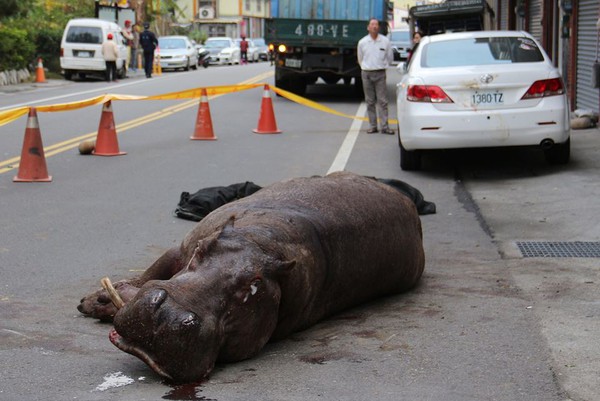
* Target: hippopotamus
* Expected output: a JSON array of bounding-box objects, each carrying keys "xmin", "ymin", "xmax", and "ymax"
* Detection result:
[{"xmin": 77, "ymin": 172, "xmax": 425, "ymax": 383}]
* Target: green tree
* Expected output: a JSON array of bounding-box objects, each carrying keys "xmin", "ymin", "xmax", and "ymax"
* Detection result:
[
  {"xmin": 0, "ymin": 0, "xmax": 95, "ymax": 72},
  {"xmin": 0, "ymin": 0, "xmax": 35, "ymax": 19}
]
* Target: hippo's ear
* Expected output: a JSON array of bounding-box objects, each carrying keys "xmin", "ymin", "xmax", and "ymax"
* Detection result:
[
  {"xmin": 266, "ymin": 259, "xmax": 296, "ymax": 278},
  {"xmin": 195, "ymin": 216, "xmax": 235, "ymax": 255}
]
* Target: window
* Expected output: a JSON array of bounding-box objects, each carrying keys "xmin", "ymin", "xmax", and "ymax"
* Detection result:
[
  {"xmin": 66, "ymin": 26, "xmax": 103, "ymax": 44},
  {"xmin": 422, "ymin": 37, "xmax": 544, "ymax": 67}
]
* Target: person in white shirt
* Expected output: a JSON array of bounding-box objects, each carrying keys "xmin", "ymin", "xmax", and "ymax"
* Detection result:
[
  {"xmin": 101, "ymin": 33, "xmax": 120, "ymax": 82},
  {"xmin": 357, "ymin": 18, "xmax": 394, "ymax": 135}
]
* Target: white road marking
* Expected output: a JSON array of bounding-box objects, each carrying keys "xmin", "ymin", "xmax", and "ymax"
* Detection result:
[{"xmin": 327, "ymin": 102, "xmax": 366, "ymax": 174}]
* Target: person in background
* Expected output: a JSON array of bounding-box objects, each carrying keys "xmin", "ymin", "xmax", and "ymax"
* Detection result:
[
  {"xmin": 101, "ymin": 33, "xmax": 119, "ymax": 82},
  {"xmin": 239, "ymin": 36, "xmax": 249, "ymax": 65},
  {"xmin": 129, "ymin": 23, "xmax": 140, "ymax": 71},
  {"xmin": 139, "ymin": 22, "xmax": 158, "ymax": 78},
  {"xmin": 407, "ymin": 30, "xmax": 423, "ymax": 64},
  {"xmin": 122, "ymin": 20, "xmax": 134, "ymax": 72},
  {"xmin": 357, "ymin": 18, "xmax": 394, "ymax": 135}
]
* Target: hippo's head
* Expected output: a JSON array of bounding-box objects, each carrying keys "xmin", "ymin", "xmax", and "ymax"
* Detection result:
[{"xmin": 109, "ymin": 222, "xmax": 296, "ymax": 383}]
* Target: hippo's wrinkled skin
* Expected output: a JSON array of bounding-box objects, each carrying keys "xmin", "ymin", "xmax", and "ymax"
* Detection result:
[{"xmin": 78, "ymin": 172, "xmax": 425, "ymax": 383}]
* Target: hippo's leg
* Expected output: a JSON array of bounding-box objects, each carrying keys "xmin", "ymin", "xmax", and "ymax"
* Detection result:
[{"xmin": 77, "ymin": 247, "xmax": 183, "ymax": 322}]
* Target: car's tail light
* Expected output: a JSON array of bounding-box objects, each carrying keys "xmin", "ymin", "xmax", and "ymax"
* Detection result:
[
  {"xmin": 60, "ymin": 48, "xmax": 64, "ymax": 57},
  {"xmin": 521, "ymin": 78, "xmax": 564, "ymax": 99},
  {"xmin": 407, "ymin": 85, "xmax": 453, "ymax": 103}
]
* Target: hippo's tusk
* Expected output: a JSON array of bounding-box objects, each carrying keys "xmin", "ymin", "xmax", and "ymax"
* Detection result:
[{"xmin": 100, "ymin": 277, "xmax": 125, "ymax": 310}]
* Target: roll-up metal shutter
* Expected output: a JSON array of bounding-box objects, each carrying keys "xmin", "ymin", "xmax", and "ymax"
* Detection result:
[
  {"xmin": 499, "ymin": 0, "xmax": 509, "ymax": 30},
  {"xmin": 575, "ymin": 0, "xmax": 599, "ymax": 112},
  {"xmin": 528, "ymin": 0, "xmax": 543, "ymax": 42}
]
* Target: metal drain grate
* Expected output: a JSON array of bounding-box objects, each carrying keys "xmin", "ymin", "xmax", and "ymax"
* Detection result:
[{"xmin": 516, "ymin": 241, "xmax": 600, "ymax": 258}]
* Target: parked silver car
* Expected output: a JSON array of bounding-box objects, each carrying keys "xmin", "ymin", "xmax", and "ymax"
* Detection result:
[
  {"xmin": 390, "ymin": 29, "xmax": 411, "ymax": 62},
  {"xmin": 158, "ymin": 36, "xmax": 198, "ymax": 71},
  {"xmin": 204, "ymin": 37, "xmax": 241, "ymax": 65},
  {"xmin": 251, "ymin": 38, "xmax": 269, "ymax": 61}
]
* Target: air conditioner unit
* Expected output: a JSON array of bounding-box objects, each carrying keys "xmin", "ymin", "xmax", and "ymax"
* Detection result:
[{"xmin": 198, "ymin": 6, "xmax": 215, "ymax": 19}]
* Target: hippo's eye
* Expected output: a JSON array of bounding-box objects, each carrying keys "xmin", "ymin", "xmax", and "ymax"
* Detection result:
[
  {"xmin": 181, "ymin": 313, "xmax": 198, "ymax": 327},
  {"xmin": 243, "ymin": 279, "xmax": 262, "ymax": 303},
  {"xmin": 250, "ymin": 281, "xmax": 260, "ymax": 295}
]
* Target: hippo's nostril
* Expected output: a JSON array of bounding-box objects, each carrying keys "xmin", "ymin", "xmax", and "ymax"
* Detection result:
[{"xmin": 150, "ymin": 289, "xmax": 168, "ymax": 309}]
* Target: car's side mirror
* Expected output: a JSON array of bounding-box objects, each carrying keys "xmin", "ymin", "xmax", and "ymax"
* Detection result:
[{"xmin": 397, "ymin": 62, "xmax": 407, "ymax": 74}]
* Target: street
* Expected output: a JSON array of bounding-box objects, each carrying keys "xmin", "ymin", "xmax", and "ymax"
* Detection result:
[{"xmin": 0, "ymin": 63, "xmax": 599, "ymax": 401}]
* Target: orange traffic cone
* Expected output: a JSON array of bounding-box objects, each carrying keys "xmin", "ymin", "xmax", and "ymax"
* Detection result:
[
  {"xmin": 191, "ymin": 89, "xmax": 217, "ymax": 140},
  {"xmin": 35, "ymin": 58, "xmax": 46, "ymax": 83},
  {"xmin": 93, "ymin": 101, "xmax": 126, "ymax": 156},
  {"xmin": 253, "ymin": 85, "xmax": 281, "ymax": 134},
  {"xmin": 13, "ymin": 108, "xmax": 52, "ymax": 182}
]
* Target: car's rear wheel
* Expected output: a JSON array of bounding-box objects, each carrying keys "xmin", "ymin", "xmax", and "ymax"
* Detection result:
[
  {"xmin": 544, "ymin": 138, "xmax": 570, "ymax": 165},
  {"xmin": 64, "ymin": 70, "xmax": 73, "ymax": 80},
  {"xmin": 400, "ymin": 141, "xmax": 422, "ymax": 171}
]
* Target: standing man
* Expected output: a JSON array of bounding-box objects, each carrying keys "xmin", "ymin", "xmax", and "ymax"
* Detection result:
[
  {"xmin": 239, "ymin": 36, "xmax": 249, "ymax": 65},
  {"xmin": 101, "ymin": 33, "xmax": 119, "ymax": 82},
  {"xmin": 122, "ymin": 20, "xmax": 134, "ymax": 72},
  {"xmin": 357, "ymin": 18, "xmax": 394, "ymax": 135},
  {"xmin": 139, "ymin": 22, "xmax": 158, "ymax": 78},
  {"xmin": 129, "ymin": 23, "xmax": 140, "ymax": 72}
]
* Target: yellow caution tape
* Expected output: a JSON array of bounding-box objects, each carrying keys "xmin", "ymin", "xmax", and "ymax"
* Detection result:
[
  {"xmin": 270, "ymin": 85, "xmax": 399, "ymax": 125},
  {"xmin": 0, "ymin": 107, "xmax": 29, "ymax": 126},
  {"xmin": 0, "ymin": 82, "xmax": 397, "ymax": 127}
]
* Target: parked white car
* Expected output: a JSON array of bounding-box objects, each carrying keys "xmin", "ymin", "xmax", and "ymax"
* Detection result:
[
  {"xmin": 389, "ymin": 28, "xmax": 411, "ymax": 62},
  {"xmin": 60, "ymin": 18, "xmax": 128, "ymax": 80},
  {"xmin": 204, "ymin": 37, "xmax": 241, "ymax": 65},
  {"xmin": 252, "ymin": 38, "xmax": 269, "ymax": 61},
  {"xmin": 234, "ymin": 38, "xmax": 259, "ymax": 62},
  {"xmin": 158, "ymin": 36, "xmax": 198, "ymax": 71},
  {"xmin": 396, "ymin": 30, "xmax": 570, "ymax": 171}
]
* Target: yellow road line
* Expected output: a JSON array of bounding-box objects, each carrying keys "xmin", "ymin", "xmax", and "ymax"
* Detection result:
[{"xmin": 0, "ymin": 71, "xmax": 273, "ymax": 175}]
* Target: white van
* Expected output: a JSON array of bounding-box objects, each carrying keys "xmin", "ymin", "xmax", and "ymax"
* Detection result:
[{"xmin": 60, "ymin": 18, "xmax": 128, "ymax": 80}]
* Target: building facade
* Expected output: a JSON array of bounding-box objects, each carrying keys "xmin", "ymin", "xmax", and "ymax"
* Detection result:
[{"xmin": 176, "ymin": 0, "xmax": 270, "ymax": 39}]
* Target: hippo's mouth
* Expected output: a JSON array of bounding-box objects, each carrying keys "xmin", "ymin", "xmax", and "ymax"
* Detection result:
[{"xmin": 109, "ymin": 328, "xmax": 173, "ymax": 380}]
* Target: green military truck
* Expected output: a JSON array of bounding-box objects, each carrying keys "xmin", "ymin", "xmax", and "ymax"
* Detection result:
[{"xmin": 265, "ymin": 0, "xmax": 392, "ymax": 95}]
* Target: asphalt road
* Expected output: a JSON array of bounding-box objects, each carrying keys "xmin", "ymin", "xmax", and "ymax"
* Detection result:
[{"xmin": 0, "ymin": 63, "xmax": 598, "ymax": 401}]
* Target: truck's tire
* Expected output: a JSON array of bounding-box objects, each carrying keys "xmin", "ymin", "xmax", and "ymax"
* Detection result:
[
  {"xmin": 275, "ymin": 77, "xmax": 306, "ymax": 96},
  {"xmin": 354, "ymin": 76, "xmax": 365, "ymax": 99},
  {"xmin": 64, "ymin": 70, "xmax": 73, "ymax": 81}
]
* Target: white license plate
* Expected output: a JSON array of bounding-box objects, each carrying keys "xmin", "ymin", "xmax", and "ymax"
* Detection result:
[
  {"xmin": 77, "ymin": 51, "xmax": 91, "ymax": 58},
  {"xmin": 285, "ymin": 58, "xmax": 302, "ymax": 68},
  {"xmin": 471, "ymin": 91, "xmax": 504, "ymax": 105}
]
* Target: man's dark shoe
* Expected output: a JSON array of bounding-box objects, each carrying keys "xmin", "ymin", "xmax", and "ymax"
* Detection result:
[
  {"xmin": 381, "ymin": 128, "xmax": 395, "ymax": 135},
  {"xmin": 366, "ymin": 128, "xmax": 378, "ymax": 134}
]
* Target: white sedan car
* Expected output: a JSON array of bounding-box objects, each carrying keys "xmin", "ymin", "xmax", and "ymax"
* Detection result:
[
  {"xmin": 396, "ymin": 31, "xmax": 570, "ymax": 171},
  {"xmin": 204, "ymin": 37, "xmax": 241, "ymax": 65},
  {"xmin": 157, "ymin": 36, "xmax": 198, "ymax": 71}
]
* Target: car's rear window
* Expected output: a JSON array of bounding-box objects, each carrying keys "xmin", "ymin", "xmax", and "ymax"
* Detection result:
[
  {"xmin": 422, "ymin": 37, "xmax": 544, "ymax": 67},
  {"xmin": 205, "ymin": 40, "xmax": 230, "ymax": 48},
  {"xmin": 66, "ymin": 26, "xmax": 103, "ymax": 44},
  {"xmin": 391, "ymin": 30, "xmax": 410, "ymax": 42},
  {"xmin": 159, "ymin": 38, "xmax": 186, "ymax": 49}
]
